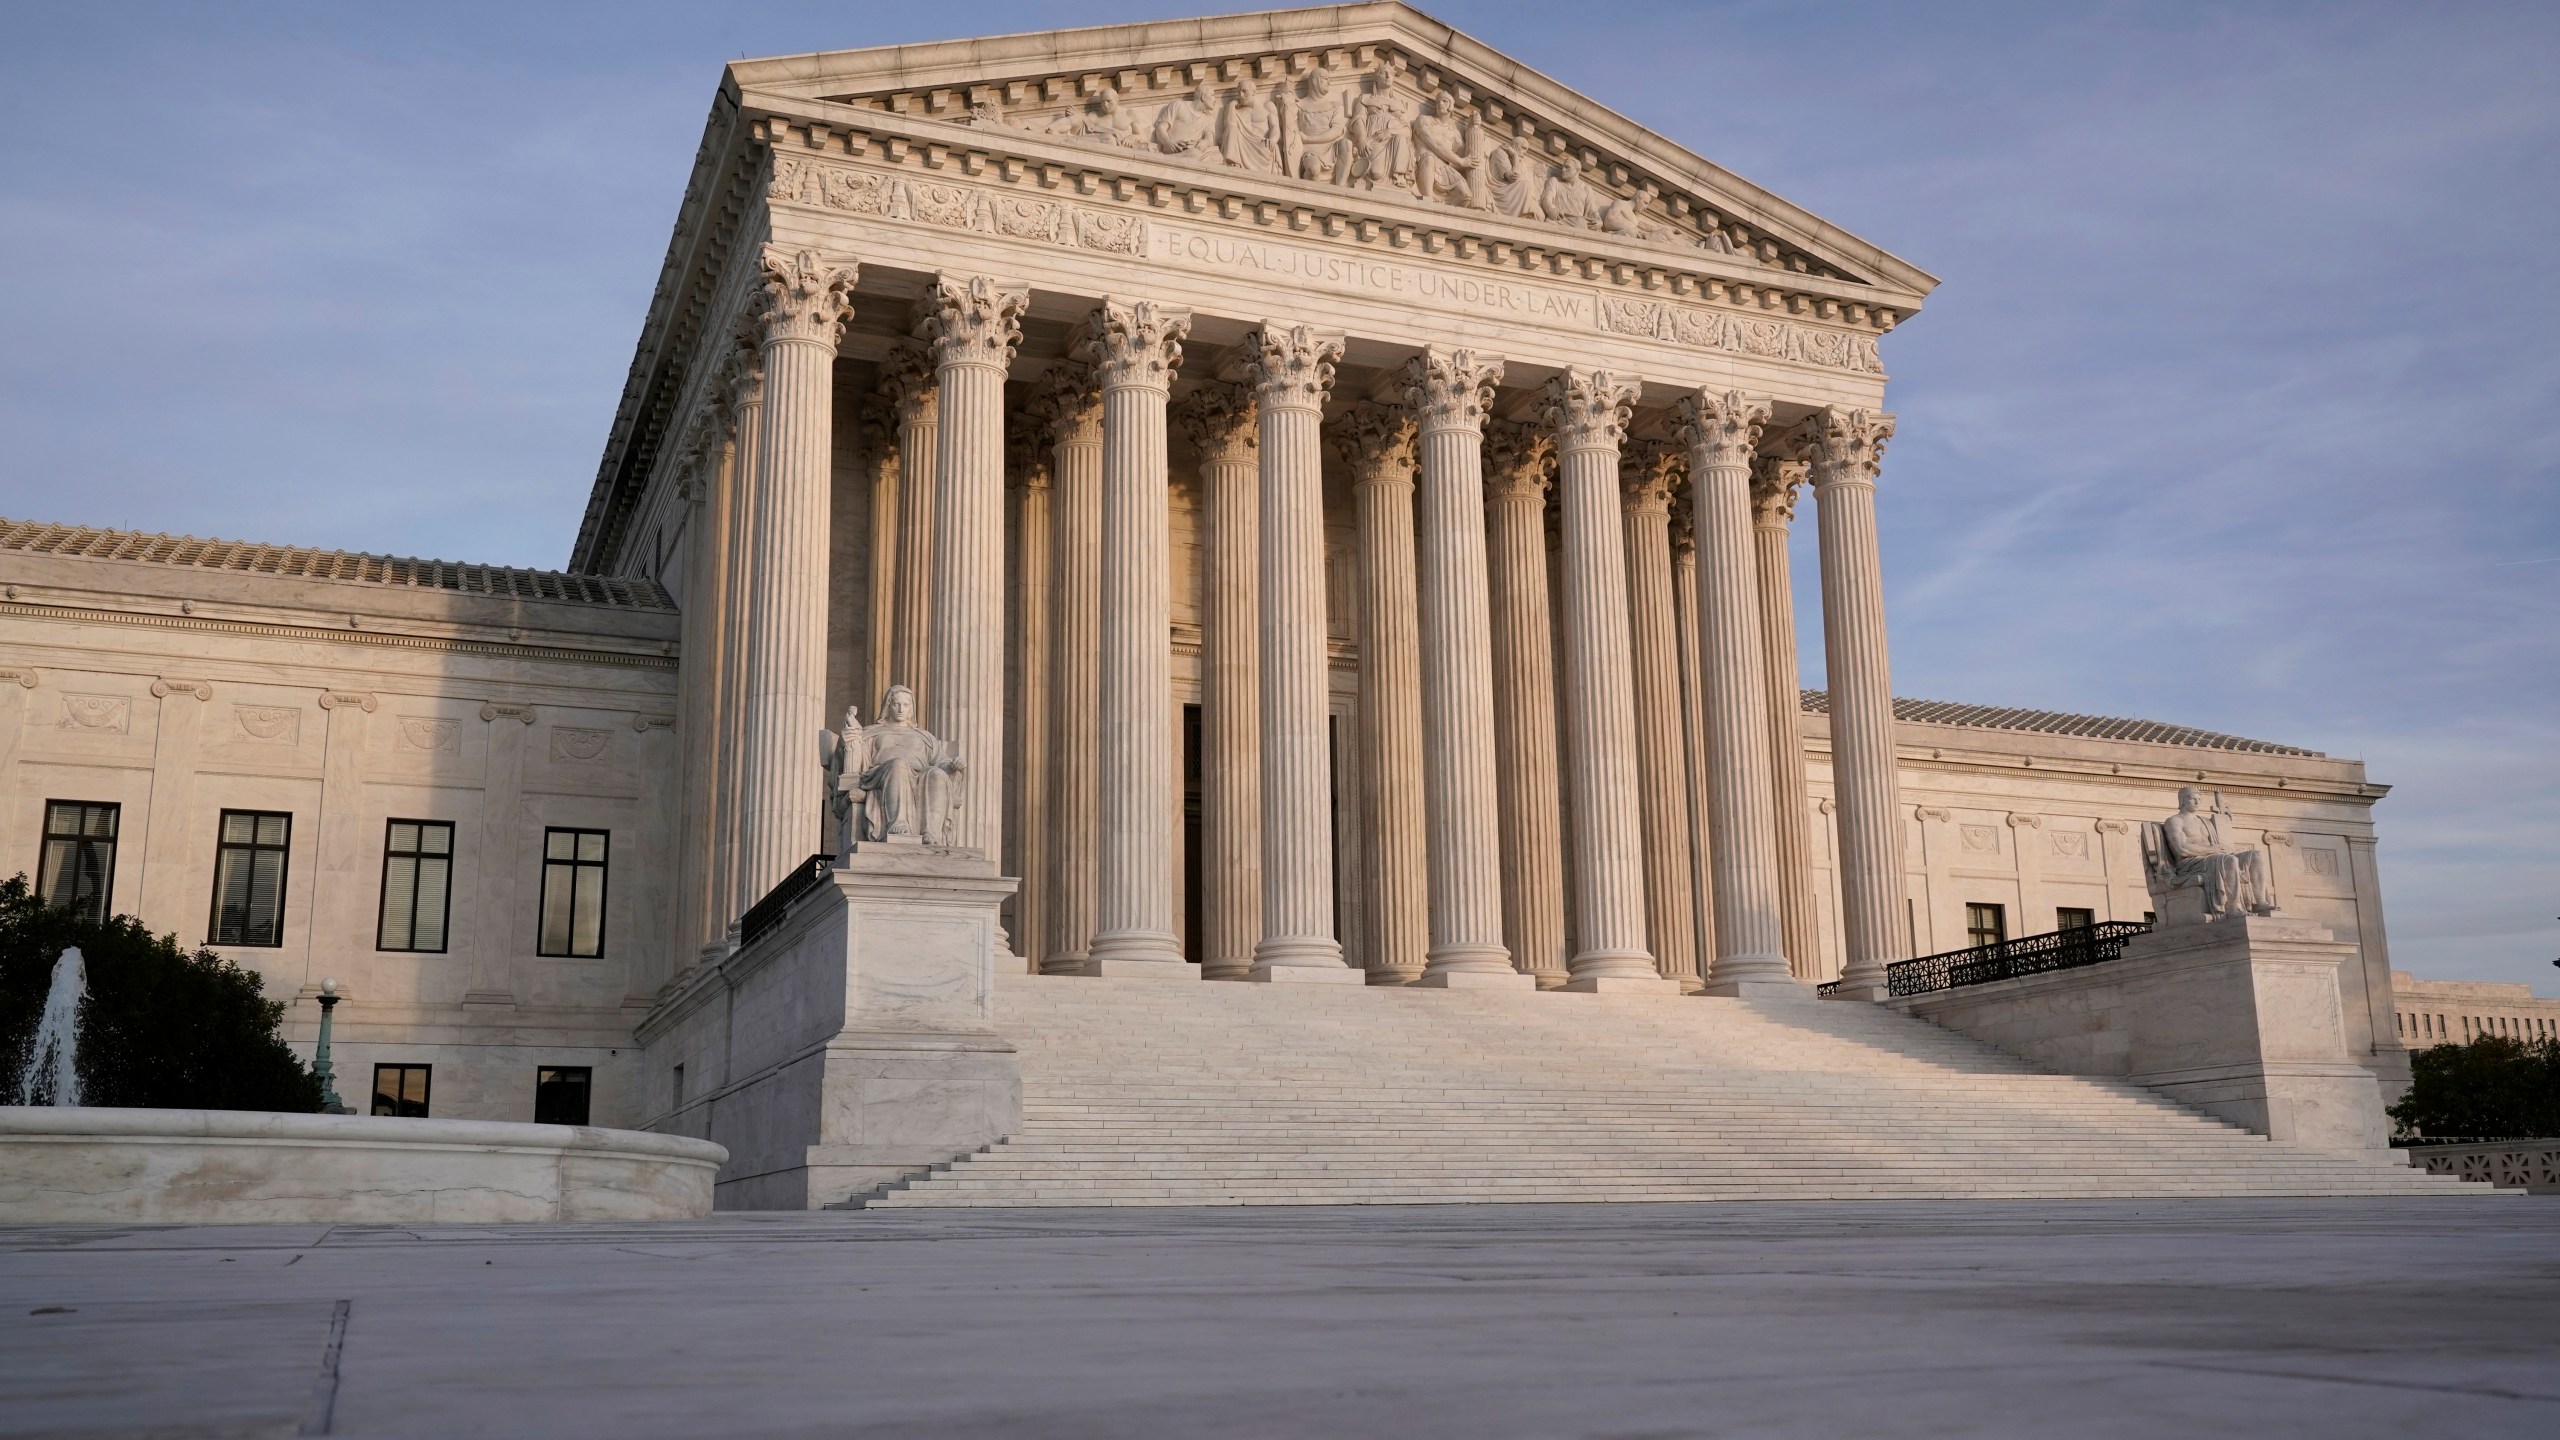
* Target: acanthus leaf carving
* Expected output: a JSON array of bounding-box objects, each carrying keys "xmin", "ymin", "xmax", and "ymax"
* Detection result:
[
  {"xmin": 1077, "ymin": 297, "xmax": 1190, "ymax": 391},
  {"xmin": 750, "ymin": 245, "xmax": 859, "ymax": 348},
  {"xmin": 1750, "ymin": 455, "xmax": 1808, "ymax": 526},
  {"xmin": 1176, "ymin": 380, "xmax": 1258, "ymax": 463},
  {"xmin": 1789, "ymin": 407, "xmax": 1896, "ymax": 487},
  {"xmin": 1327, "ymin": 400, "xmax": 1417, "ymax": 483},
  {"xmin": 919, "ymin": 273, "xmax": 1028, "ymax": 370},
  {"xmin": 1674, "ymin": 389, "xmax": 1773, "ymax": 472},
  {"xmin": 1402, "ymin": 346, "xmax": 1502, "ymax": 435},
  {"xmin": 1542, "ymin": 367, "xmax": 1638, "ymax": 453},
  {"xmin": 1241, "ymin": 323, "xmax": 1342, "ymax": 413},
  {"xmin": 1482, "ymin": 419, "xmax": 1556, "ymax": 501},
  {"xmin": 1618, "ymin": 439, "xmax": 1682, "ymax": 511}
]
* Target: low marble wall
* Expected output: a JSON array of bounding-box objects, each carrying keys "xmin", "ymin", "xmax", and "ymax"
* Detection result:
[
  {"xmin": 0, "ymin": 1107, "xmax": 725, "ymax": 1224},
  {"xmin": 1891, "ymin": 914, "xmax": 2390, "ymax": 1154}
]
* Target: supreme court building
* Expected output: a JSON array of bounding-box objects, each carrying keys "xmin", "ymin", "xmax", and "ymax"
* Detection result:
[{"xmin": 0, "ymin": 5, "xmax": 2411, "ymax": 1132}]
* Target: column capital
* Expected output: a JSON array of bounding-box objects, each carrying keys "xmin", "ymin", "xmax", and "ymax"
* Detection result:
[
  {"xmin": 1006, "ymin": 406, "xmax": 1054, "ymax": 492},
  {"xmin": 1028, "ymin": 362, "xmax": 1103, "ymax": 447},
  {"xmin": 1079, "ymin": 297, "xmax": 1191, "ymax": 393},
  {"xmin": 919, "ymin": 273, "xmax": 1027, "ymax": 371},
  {"xmin": 1543, "ymin": 368, "xmax": 1639, "ymax": 454},
  {"xmin": 1402, "ymin": 347, "xmax": 1504, "ymax": 435},
  {"xmin": 1668, "ymin": 502, "xmax": 1696, "ymax": 560},
  {"xmin": 1176, "ymin": 380, "xmax": 1258, "ymax": 464},
  {"xmin": 1328, "ymin": 400, "xmax": 1417, "ymax": 486},
  {"xmin": 1674, "ymin": 389, "xmax": 1773, "ymax": 471},
  {"xmin": 717, "ymin": 338, "xmax": 765, "ymax": 419},
  {"xmin": 1619, "ymin": 439, "xmax": 1681, "ymax": 514},
  {"xmin": 878, "ymin": 340, "xmax": 938, "ymax": 426},
  {"xmin": 1750, "ymin": 455, "xmax": 1809, "ymax": 527},
  {"xmin": 1788, "ymin": 406, "xmax": 1896, "ymax": 487},
  {"xmin": 1242, "ymin": 322, "xmax": 1344, "ymax": 412},
  {"xmin": 750, "ymin": 246, "xmax": 858, "ymax": 348},
  {"xmin": 1483, "ymin": 418, "xmax": 1557, "ymax": 502}
]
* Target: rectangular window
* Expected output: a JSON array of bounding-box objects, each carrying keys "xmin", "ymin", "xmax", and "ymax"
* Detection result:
[
  {"xmin": 538, "ymin": 828, "xmax": 609, "ymax": 957},
  {"xmin": 534, "ymin": 1066, "xmax": 592, "ymax": 1126},
  {"xmin": 1965, "ymin": 902, "xmax": 2007, "ymax": 949},
  {"xmin": 37, "ymin": 800, "xmax": 120, "ymax": 923},
  {"xmin": 671, "ymin": 1063, "xmax": 686, "ymax": 1107},
  {"xmin": 376, "ymin": 820, "xmax": 455, "ymax": 952},
  {"xmin": 2056, "ymin": 907, "xmax": 2096, "ymax": 931},
  {"xmin": 371, "ymin": 1064, "xmax": 431, "ymax": 1118},
  {"xmin": 209, "ymin": 810, "xmax": 292, "ymax": 947}
]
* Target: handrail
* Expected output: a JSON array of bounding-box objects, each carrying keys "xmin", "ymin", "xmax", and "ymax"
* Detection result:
[{"xmin": 738, "ymin": 853, "xmax": 836, "ymax": 947}]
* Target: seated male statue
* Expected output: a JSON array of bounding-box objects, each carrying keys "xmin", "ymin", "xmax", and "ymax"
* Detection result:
[
  {"xmin": 826, "ymin": 684, "xmax": 965, "ymax": 852},
  {"xmin": 2143, "ymin": 786, "xmax": 2279, "ymax": 922}
]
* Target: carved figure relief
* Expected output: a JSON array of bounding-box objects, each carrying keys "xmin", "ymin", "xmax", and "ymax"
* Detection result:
[
  {"xmin": 58, "ymin": 694, "xmax": 129, "ymax": 734},
  {"xmin": 1600, "ymin": 298, "xmax": 1884, "ymax": 375},
  {"xmin": 397, "ymin": 717, "xmax": 459, "ymax": 753},
  {"xmin": 778, "ymin": 160, "xmax": 1150, "ymax": 258},
  {"xmin": 234, "ymin": 705, "xmax": 301, "ymax": 744},
  {"xmin": 551, "ymin": 727, "xmax": 615, "ymax": 765}
]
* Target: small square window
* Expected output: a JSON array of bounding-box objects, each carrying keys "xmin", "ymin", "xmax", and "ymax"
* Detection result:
[
  {"xmin": 1965, "ymin": 903, "xmax": 2007, "ymax": 950},
  {"xmin": 2056, "ymin": 907, "xmax": 2096, "ymax": 931},
  {"xmin": 371, "ymin": 1064, "xmax": 431, "ymax": 1118},
  {"xmin": 535, "ymin": 1066, "xmax": 592, "ymax": 1126}
]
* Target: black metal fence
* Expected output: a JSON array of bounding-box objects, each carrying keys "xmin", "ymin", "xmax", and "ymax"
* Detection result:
[
  {"xmin": 738, "ymin": 853, "xmax": 836, "ymax": 947},
  {"xmin": 1819, "ymin": 921, "xmax": 2154, "ymax": 999}
]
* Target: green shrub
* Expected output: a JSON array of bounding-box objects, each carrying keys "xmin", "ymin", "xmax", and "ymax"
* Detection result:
[
  {"xmin": 0, "ymin": 874, "xmax": 322, "ymax": 1112},
  {"xmin": 2388, "ymin": 1033, "xmax": 2560, "ymax": 1142}
]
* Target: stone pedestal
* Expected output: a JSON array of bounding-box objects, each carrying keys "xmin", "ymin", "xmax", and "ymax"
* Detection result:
[
  {"xmin": 637, "ymin": 845, "xmax": 1022, "ymax": 1209},
  {"xmin": 1892, "ymin": 913, "xmax": 2390, "ymax": 1154}
]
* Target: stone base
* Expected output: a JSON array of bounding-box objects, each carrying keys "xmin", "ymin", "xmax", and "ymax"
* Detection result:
[
  {"xmin": 1417, "ymin": 969, "xmax": 1538, "ymax": 990},
  {"xmin": 1250, "ymin": 963, "xmax": 1367, "ymax": 985},
  {"xmin": 1702, "ymin": 977, "xmax": 1816, "ymax": 1002},
  {"xmin": 1074, "ymin": 958, "xmax": 1200, "ymax": 980},
  {"xmin": 1824, "ymin": 982, "xmax": 1890, "ymax": 1003},
  {"xmin": 1563, "ymin": 974, "xmax": 1681, "ymax": 994}
]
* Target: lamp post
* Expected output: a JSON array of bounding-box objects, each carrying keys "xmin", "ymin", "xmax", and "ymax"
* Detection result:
[{"xmin": 314, "ymin": 978, "xmax": 353, "ymax": 1115}]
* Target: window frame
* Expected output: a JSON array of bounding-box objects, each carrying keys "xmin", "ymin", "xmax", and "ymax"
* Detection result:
[
  {"xmin": 375, "ymin": 818, "xmax": 456, "ymax": 954},
  {"xmin": 535, "ymin": 1066, "xmax": 594, "ymax": 1126},
  {"xmin": 1965, "ymin": 902, "xmax": 2008, "ymax": 950},
  {"xmin": 208, "ymin": 808, "xmax": 293, "ymax": 948},
  {"xmin": 37, "ymin": 799, "xmax": 121, "ymax": 923},
  {"xmin": 536, "ymin": 826, "xmax": 610, "ymax": 958},
  {"xmin": 371, "ymin": 1063, "xmax": 432, "ymax": 1118},
  {"xmin": 2055, "ymin": 906, "xmax": 2096, "ymax": 931}
]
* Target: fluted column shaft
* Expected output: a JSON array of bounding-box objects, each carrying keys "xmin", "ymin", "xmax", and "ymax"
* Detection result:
[
  {"xmin": 1545, "ymin": 369, "xmax": 1663, "ymax": 988},
  {"xmin": 1406, "ymin": 350, "xmax": 1519, "ymax": 984},
  {"xmin": 1341, "ymin": 402, "xmax": 1427, "ymax": 985},
  {"xmin": 737, "ymin": 248, "xmax": 856, "ymax": 907},
  {"xmin": 1082, "ymin": 299, "xmax": 1194, "ymax": 975},
  {"xmin": 1622, "ymin": 446, "xmax": 1701, "ymax": 991},
  {"xmin": 712, "ymin": 358, "xmax": 763, "ymax": 933},
  {"xmin": 861, "ymin": 400, "xmax": 899, "ymax": 712},
  {"xmin": 923, "ymin": 275, "xmax": 1027, "ymax": 860},
  {"xmin": 1751, "ymin": 459, "xmax": 1821, "ymax": 980},
  {"xmin": 1182, "ymin": 383, "xmax": 1263, "ymax": 980},
  {"xmin": 1041, "ymin": 370, "xmax": 1105, "ymax": 973},
  {"xmin": 1011, "ymin": 446, "xmax": 1053, "ymax": 970},
  {"xmin": 882, "ymin": 342, "xmax": 939, "ymax": 706},
  {"xmin": 1804, "ymin": 408, "xmax": 1905, "ymax": 998},
  {"xmin": 671, "ymin": 413, "xmax": 731, "ymax": 966},
  {"xmin": 1246, "ymin": 323, "xmax": 1357, "ymax": 978},
  {"xmin": 1671, "ymin": 523, "xmax": 1718, "ymax": 972},
  {"xmin": 1483, "ymin": 425, "xmax": 1569, "ymax": 986},
  {"xmin": 1681, "ymin": 391, "xmax": 1791, "ymax": 989}
]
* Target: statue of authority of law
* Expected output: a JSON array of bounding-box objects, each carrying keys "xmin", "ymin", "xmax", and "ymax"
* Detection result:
[
  {"xmin": 2142, "ymin": 786, "xmax": 2279, "ymax": 922},
  {"xmin": 826, "ymin": 684, "xmax": 966, "ymax": 853}
]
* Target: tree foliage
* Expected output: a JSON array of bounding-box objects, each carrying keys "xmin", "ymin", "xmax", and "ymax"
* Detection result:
[
  {"xmin": 2388, "ymin": 1033, "xmax": 2560, "ymax": 1142},
  {"xmin": 0, "ymin": 874, "xmax": 322, "ymax": 1112}
]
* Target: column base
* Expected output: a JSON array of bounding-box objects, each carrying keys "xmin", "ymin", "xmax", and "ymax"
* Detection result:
[
  {"xmin": 1073, "ymin": 959, "xmax": 1200, "ymax": 980},
  {"xmin": 1701, "ymin": 977, "xmax": 1815, "ymax": 1001},
  {"xmin": 1250, "ymin": 963, "xmax": 1366, "ymax": 985},
  {"xmin": 1562, "ymin": 974, "xmax": 1681, "ymax": 994},
  {"xmin": 1417, "ymin": 969, "xmax": 1536, "ymax": 990}
]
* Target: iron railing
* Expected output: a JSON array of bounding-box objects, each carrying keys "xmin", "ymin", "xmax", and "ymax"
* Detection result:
[
  {"xmin": 1818, "ymin": 921, "xmax": 2154, "ymax": 999},
  {"xmin": 738, "ymin": 853, "xmax": 836, "ymax": 947}
]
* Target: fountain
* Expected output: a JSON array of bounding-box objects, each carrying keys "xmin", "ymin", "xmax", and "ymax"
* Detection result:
[{"xmin": 13, "ymin": 947, "xmax": 85, "ymax": 1107}]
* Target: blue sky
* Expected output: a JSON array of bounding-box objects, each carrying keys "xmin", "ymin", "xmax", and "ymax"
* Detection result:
[{"xmin": 1, "ymin": 2, "xmax": 2554, "ymax": 990}]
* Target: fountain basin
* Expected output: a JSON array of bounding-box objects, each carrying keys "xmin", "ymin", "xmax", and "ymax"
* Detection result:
[{"xmin": 0, "ymin": 1108, "xmax": 726, "ymax": 1224}]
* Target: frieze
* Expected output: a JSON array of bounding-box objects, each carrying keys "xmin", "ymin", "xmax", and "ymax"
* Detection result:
[
  {"xmin": 1600, "ymin": 297, "xmax": 1883, "ymax": 376},
  {"xmin": 773, "ymin": 157, "xmax": 1149, "ymax": 257}
]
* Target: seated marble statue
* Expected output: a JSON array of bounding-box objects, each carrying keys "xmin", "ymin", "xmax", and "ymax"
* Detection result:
[
  {"xmin": 2141, "ymin": 787, "xmax": 2278, "ymax": 923},
  {"xmin": 828, "ymin": 684, "xmax": 965, "ymax": 849}
]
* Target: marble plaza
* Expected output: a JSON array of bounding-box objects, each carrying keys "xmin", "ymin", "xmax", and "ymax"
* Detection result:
[{"xmin": 0, "ymin": 6, "xmax": 2453, "ymax": 1207}]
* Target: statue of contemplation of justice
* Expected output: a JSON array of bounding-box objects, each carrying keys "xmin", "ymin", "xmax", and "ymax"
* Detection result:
[
  {"xmin": 823, "ymin": 684, "xmax": 965, "ymax": 855},
  {"xmin": 2141, "ymin": 786, "xmax": 2279, "ymax": 923}
]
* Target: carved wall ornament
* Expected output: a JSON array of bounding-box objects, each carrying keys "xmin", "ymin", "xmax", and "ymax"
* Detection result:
[
  {"xmin": 1675, "ymin": 390, "xmax": 1775, "ymax": 471},
  {"xmin": 1815, "ymin": 797, "xmax": 1838, "ymax": 816},
  {"xmin": 0, "ymin": 667, "xmax": 39, "ymax": 688},
  {"xmin": 149, "ymin": 678, "xmax": 213, "ymax": 701},
  {"xmin": 919, "ymin": 273, "xmax": 1029, "ymax": 369},
  {"xmin": 1913, "ymin": 805, "xmax": 1952, "ymax": 823},
  {"xmin": 1402, "ymin": 347, "xmax": 1501, "ymax": 435},
  {"xmin": 2005, "ymin": 812, "xmax": 2042, "ymax": 829},
  {"xmin": 776, "ymin": 159, "xmax": 1151, "ymax": 259},
  {"xmin": 397, "ymin": 717, "xmax": 460, "ymax": 753},
  {"xmin": 1175, "ymin": 380, "xmax": 1258, "ymax": 462},
  {"xmin": 1960, "ymin": 824, "xmax": 1999, "ymax": 854},
  {"xmin": 2260, "ymin": 830, "xmax": 2295, "ymax": 847},
  {"xmin": 1079, "ymin": 298, "xmax": 1191, "ymax": 391},
  {"xmin": 2094, "ymin": 818, "xmax": 2132, "ymax": 835},
  {"xmin": 233, "ymin": 706, "xmax": 301, "ymax": 744},
  {"xmin": 552, "ymin": 727, "xmax": 615, "ymax": 765},
  {"xmin": 750, "ymin": 245, "xmax": 860, "ymax": 348},
  {"xmin": 1543, "ymin": 368, "xmax": 1638, "ymax": 453},
  {"xmin": 1328, "ymin": 400, "xmax": 1417, "ymax": 481},
  {"xmin": 58, "ymin": 694, "xmax": 130, "ymax": 733},
  {"xmin": 2304, "ymin": 847, "xmax": 2341, "ymax": 877},
  {"xmin": 1600, "ymin": 298, "xmax": 1884, "ymax": 376},
  {"xmin": 479, "ymin": 702, "xmax": 540, "ymax": 725},
  {"xmin": 1789, "ymin": 407, "xmax": 1897, "ymax": 487},
  {"xmin": 1241, "ymin": 323, "xmax": 1342, "ymax": 412},
  {"xmin": 2051, "ymin": 831, "xmax": 2090, "ymax": 859},
  {"xmin": 316, "ymin": 691, "xmax": 378, "ymax": 713},
  {"xmin": 631, "ymin": 713, "xmax": 678, "ymax": 733}
]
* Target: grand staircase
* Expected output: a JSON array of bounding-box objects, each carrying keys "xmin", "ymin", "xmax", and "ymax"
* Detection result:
[{"xmin": 850, "ymin": 972, "xmax": 2473, "ymax": 1207}]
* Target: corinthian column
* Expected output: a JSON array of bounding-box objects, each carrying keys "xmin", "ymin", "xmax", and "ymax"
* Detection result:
[
  {"xmin": 1751, "ymin": 456, "xmax": 1822, "ymax": 980},
  {"xmin": 737, "ymin": 246, "xmax": 857, "ymax": 907},
  {"xmin": 1178, "ymin": 381, "xmax": 1262, "ymax": 980},
  {"xmin": 1078, "ymin": 299, "xmax": 1195, "ymax": 977},
  {"xmin": 921, "ymin": 274, "xmax": 1027, "ymax": 859},
  {"xmin": 1621, "ymin": 440, "xmax": 1701, "ymax": 992},
  {"xmin": 1039, "ymin": 365, "xmax": 1105, "ymax": 973},
  {"xmin": 1335, "ymin": 400, "xmax": 1427, "ymax": 985},
  {"xmin": 1483, "ymin": 422, "xmax": 1569, "ymax": 987},
  {"xmin": 859, "ymin": 396, "xmax": 899, "ymax": 708},
  {"xmin": 1405, "ymin": 349, "xmax": 1525, "ymax": 987},
  {"xmin": 1797, "ymin": 407, "xmax": 1904, "ymax": 1000},
  {"xmin": 1008, "ymin": 416, "xmax": 1053, "ymax": 971},
  {"xmin": 1670, "ymin": 508, "xmax": 1718, "ymax": 975},
  {"xmin": 670, "ymin": 407, "xmax": 732, "ymax": 967},
  {"xmin": 1679, "ymin": 390, "xmax": 1794, "ymax": 994},
  {"xmin": 712, "ymin": 345, "xmax": 763, "ymax": 936},
  {"xmin": 1243, "ymin": 323, "xmax": 1359, "ymax": 982},
  {"xmin": 879, "ymin": 340, "xmax": 939, "ymax": 707},
  {"xmin": 1544, "ymin": 368, "xmax": 1669, "ymax": 991}
]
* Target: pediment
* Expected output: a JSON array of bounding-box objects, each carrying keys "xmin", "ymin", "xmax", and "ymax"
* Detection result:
[{"xmin": 729, "ymin": 3, "xmax": 1937, "ymax": 304}]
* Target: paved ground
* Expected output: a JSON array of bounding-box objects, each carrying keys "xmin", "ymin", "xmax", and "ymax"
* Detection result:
[{"xmin": 2, "ymin": 1198, "xmax": 2554, "ymax": 1438}]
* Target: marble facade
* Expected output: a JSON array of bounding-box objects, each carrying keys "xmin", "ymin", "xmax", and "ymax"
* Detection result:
[{"xmin": 0, "ymin": 6, "xmax": 2418, "ymax": 1126}]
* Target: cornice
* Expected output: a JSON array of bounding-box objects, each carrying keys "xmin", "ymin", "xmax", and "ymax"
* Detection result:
[{"xmin": 0, "ymin": 600, "xmax": 679, "ymax": 673}]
